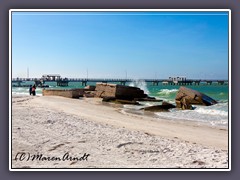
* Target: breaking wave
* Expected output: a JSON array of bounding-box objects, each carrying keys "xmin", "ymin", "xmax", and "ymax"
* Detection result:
[
  {"xmin": 129, "ymin": 79, "xmax": 149, "ymax": 94},
  {"xmin": 195, "ymin": 107, "xmax": 228, "ymax": 116},
  {"xmin": 157, "ymin": 89, "xmax": 178, "ymax": 95},
  {"xmin": 156, "ymin": 89, "xmax": 179, "ymax": 103},
  {"xmin": 154, "ymin": 102, "xmax": 228, "ymax": 127}
]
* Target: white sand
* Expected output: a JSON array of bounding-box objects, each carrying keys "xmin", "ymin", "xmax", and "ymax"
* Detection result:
[{"xmin": 11, "ymin": 95, "xmax": 228, "ymax": 169}]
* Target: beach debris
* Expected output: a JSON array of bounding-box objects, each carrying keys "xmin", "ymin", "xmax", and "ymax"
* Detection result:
[
  {"xmin": 102, "ymin": 96, "xmax": 117, "ymax": 102},
  {"xmin": 42, "ymin": 83, "xmax": 157, "ymax": 101},
  {"xmin": 42, "ymin": 85, "xmax": 96, "ymax": 98},
  {"xmin": 80, "ymin": 86, "xmax": 96, "ymax": 97},
  {"xmin": 117, "ymin": 142, "xmax": 143, "ymax": 148},
  {"xmin": 77, "ymin": 89, "xmax": 85, "ymax": 97},
  {"xmin": 134, "ymin": 97, "xmax": 163, "ymax": 102},
  {"xmin": 95, "ymin": 83, "xmax": 147, "ymax": 100},
  {"xmin": 83, "ymin": 91, "xmax": 95, "ymax": 98},
  {"xmin": 175, "ymin": 86, "xmax": 217, "ymax": 110},
  {"xmin": 115, "ymin": 99, "xmax": 140, "ymax": 105},
  {"xmin": 48, "ymin": 143, "xmax": 65, "ymax": 151},
  {"xmin": 192, "ymin": 160, "xmax": 206, "ymax": 165},
  {"xmin": 70, "ymin": 161, "xmax": 78, "ymax": 165},
  {"xmin": 162, "ymin": 148, "xmax": 171, "ymax": 153},
  {"xmin": 84, "ymin": 85, "xmax": 96, "ymax": 91},
  {"xmin": 102, "ymin": 97, "xmax": 140, "ymax": 105},
  {"xmin": 42, "ymin": 89, "xmax": 82, "ymax": 98},
  {"xmin": 97, "ymin": 83, "xmax": 163, "ymax": 104},
  {"xmin": 142, "ymin": 101, "xmax": 176, "ymax": 112}
]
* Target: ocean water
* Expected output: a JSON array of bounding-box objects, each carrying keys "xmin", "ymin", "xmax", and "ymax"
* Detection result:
[{"xmin": 12, "ymin": 80, "xmax": 229, "ymax": 128}]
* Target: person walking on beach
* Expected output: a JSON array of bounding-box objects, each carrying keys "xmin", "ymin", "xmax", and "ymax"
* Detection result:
[
  {"xmin": 29, "ymin": 85, "xmax": 32, "ymax": 95},
  {"xmin": 32, "ymin": 84, "xmax": 36, "ymax": 96}
]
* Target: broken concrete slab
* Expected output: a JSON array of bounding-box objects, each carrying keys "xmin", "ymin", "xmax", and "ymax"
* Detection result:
[
  {"xmin": 175, "ymin": 86, "xmax": 217, "ymax": 109},
  {"xmin": 95, "ymin": 83, "xmax": 147, "ymax": 100},
  {"xmin": 142, "ymin": 101, "xmax": 176, "ymax": 112}
]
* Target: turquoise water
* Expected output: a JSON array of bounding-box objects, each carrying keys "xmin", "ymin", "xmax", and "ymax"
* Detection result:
[
  {"xmin": 148, "ymin": 84, "xmax": 228, "ymax": 103},
  {"xmin": 127, "ymin": 80, "xmax": 228, "ymax": 128},
  {"xmin": 11, "ymin": 81, "xmax": 229, "ymax": 101},
  {"xmin": 12, "ymin": 80, "xmax": 229, "ymax": 127}
]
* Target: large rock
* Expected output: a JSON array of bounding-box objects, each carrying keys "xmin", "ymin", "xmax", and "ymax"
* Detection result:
[
  {"xmin": 134, "ymin": 97, "xmax": 163, "ymax": 102},
  {"xmin": 143, "ymin": 101, "xmax": 176, "ymax": 112},
  {"xmin": 95, "ymin": 83, "xmax": 147, "ymax": 100},
  {"xmin": 175, "ymin": 87, "xmax": 217, "ymax": 109}
]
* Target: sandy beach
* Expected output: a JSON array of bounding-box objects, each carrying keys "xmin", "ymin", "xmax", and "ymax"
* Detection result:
[{"xmin": 11, "ymin": 95, "xmax": 228, "ymax": 169}]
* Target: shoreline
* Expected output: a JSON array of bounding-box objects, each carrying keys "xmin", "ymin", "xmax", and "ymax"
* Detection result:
[
  {"xmin": 11, "ymin": 95, "xmax": 228, "ymax": 168},
  {"xmin": 120, "ymin": 106, "xmax": 228, "ymax": 130}
]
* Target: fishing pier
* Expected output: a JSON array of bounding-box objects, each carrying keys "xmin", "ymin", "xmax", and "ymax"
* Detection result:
[{"xmin": 12, "ymin": 75, "xmax": 228, "ymax": 87}]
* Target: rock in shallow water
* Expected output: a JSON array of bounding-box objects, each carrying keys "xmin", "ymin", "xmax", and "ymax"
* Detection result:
[
  {"xmin": 175, "ymin": 86, "xmax": 217, "ymax": 110},
  {"xmin": 142, "ymin": 101, "xmax": 176, "ymax": 112}
]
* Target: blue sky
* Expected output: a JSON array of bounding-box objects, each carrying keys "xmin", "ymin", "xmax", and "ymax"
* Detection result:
[{"xmin": 11, "ymin": 11, "xmax": 229, "ymax": 79}]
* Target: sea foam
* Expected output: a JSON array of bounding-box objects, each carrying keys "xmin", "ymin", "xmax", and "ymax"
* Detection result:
[
  {"xmin": 195, "ymin": 107, "xmax": 228, "ymax": 116},
  {"xmin": 129, "ymin": 79, "xmax": 149, "ymax": 94},
  {"xmin": 157, "ymin": 89, "xmax": 178, "ymax": 95}
]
